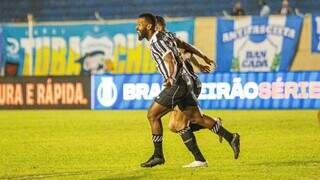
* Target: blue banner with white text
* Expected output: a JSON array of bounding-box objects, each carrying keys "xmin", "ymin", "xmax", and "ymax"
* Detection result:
[
  {"xmin": 91, "ymin": 71, "xmax": 320, "ymax": 110},
  {"xmin": 216, "ymin": 16, "xmax": 303, "ymax": 72},
  {"xmin": 312, "ymin": 14, "xmax": 320, "ymax": 53}
]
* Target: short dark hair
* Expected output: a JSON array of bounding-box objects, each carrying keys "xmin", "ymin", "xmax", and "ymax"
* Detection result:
[
  {"xmin": 138, "ymin": 13, "xmax": 156, "ymax": 28},
  {"xmin": 155, "ymin": 16, "xmax": 166, "ymax": 28}
]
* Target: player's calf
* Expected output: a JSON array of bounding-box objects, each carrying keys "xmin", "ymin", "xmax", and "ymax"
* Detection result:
[
  {"xmin": 189, "ymin": 123, "xmax": 205, "ymax": 132},
  {"xmin": 140, "ymin": 134, "xmax": 165, "ymax": 168},
  {"xmin": 209, "ymin": 116, "xmax": 240, "ymax": 159},
  {"xmin": 178, "ymin": 127, "xmax": 207, "ymax": 164},
  {"xmin": 184, "ymin": 108, "xmax": 240, "ymax": 159}
]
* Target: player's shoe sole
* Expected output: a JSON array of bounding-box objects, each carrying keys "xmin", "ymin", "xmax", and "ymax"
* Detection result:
[
  {"xmin": 230, "ymin": 133, "xmax": 240, "ymax": 159},
  {"xmin": 140, "ymin": 155, "xmax": 165, "ymax": 168},
  {"xmin": 183, "ymin": 161, "xmax": 208, "ymax": 168}
]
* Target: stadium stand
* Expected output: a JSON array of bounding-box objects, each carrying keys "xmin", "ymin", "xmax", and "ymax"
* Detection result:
[{"xmin": 0, "ymin": 0, "xmax": 319, "ymax": 22}]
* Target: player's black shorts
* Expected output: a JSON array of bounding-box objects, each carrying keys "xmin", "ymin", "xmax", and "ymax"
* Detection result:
[{"xmin": 154, "ymin": 74, "xmax": 201, "ymax": 111}]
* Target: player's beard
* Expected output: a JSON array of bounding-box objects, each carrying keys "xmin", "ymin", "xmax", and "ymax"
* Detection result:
[{"xmin": 137, "ymin": 29, "xmax": 147, "ymax": 41}]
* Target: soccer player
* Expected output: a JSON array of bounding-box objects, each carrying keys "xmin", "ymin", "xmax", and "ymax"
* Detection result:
[
  {"xmin": 155, "ymin": 15, "xmax": 215, "ymax": 134},
  {"xmin": 155, "ymin": 16, "xmax": 214, "ymax": 168},
  {"xmin": 136, "ymin": 13, "xmax": 240, "ymax": 168},
  {"xmin": 155, "ymin": 16, "xmax": 223, "ymax": 134},
  {"xmin": 155, "ymin": 16, "xmax": 229, "ymax": 168}
]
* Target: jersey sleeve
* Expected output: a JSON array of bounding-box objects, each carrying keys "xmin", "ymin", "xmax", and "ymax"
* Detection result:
[{"xmin": 151, "ymin": 40, "xmax": 173, "ymax": 59}]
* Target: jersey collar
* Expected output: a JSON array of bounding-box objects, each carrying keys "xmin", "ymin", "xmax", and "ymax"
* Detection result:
[{"xmin": 149, "ymin": 31, "xmax": 159, "ymax": 43}]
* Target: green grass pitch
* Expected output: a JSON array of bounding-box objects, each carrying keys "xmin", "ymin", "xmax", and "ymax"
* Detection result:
[{"xmin": 0, "ymin": 110, "xmax": 319, "ymax": 179}]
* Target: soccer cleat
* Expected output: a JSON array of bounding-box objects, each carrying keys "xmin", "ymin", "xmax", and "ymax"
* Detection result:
[
  {"xmin": 216, "ymin": 118, "xmax": 223, "ymax": 143},
  {"xmin": 229, "ymin": 133, "xmax": 240, "ymax": 159},
  {"xmin": 183, "ymin": 161, "xmax": 208, "ymax": 168},
  {"xmin": 140, "ymin": 155, "xmax": 165, "ymax": 168}
]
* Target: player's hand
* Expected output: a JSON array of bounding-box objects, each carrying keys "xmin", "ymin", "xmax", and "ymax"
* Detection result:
[
  {"xmin": 203, "ymin": 56, "xmax": 217, "ymax": 71},
  {"xmin": 163, "ymin": 80, "xmax": 171, "ymax": 87},
  {"xmin": 203, "ymin": 56, "xmax": 214, "ymax": 65},
  {"xmin": 199, "ymin": 64, "xmax": 211, "ymax": 73},
  {"xmin": 164, "ymin": 77, "xmax": 173, "ymax": 87}
]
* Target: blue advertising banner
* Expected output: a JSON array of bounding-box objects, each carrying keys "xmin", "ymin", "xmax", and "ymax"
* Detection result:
[
  {"xmin": 216, "ymin": 16, "xmax": 303, "ymax": 72},
  {"xmin": 312, "ymin": 14, "xmax": 320, "ymax": 53},
  {"xmin": 92, "ymin": 74, "xmax": 163, "ymax": 110},
  {"xmin": 2, "ymin": 19, "xmax": 194, "ymax": 76},
  {"xmin": 92, "ymin": 71, "xmax": 320, "ymax": 110}
]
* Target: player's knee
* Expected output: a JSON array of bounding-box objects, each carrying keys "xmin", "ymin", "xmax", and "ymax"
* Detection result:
[
  {"xmin": 168, "ymin": 120, "xmax": 186, "ymax": 133},
  {"xmin": 168, "ymin": 120, "xmax": 178, "ymax": 133},
  {"xmin": 147, "ymin": 112, "xmax": 154, "ymax": 121},
  {"xmin": 147, "ymin": 111, "xmax": 159, "ymax": 123}
]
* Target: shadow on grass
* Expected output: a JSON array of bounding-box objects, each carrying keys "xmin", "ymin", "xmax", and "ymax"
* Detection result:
[
  {"xmin": 248, "ymin": 160, "xmax": 320, "ymax": 167},
  {"xmin": 0, "ymin": 169, "xmax": 111, "ymax": 180}
]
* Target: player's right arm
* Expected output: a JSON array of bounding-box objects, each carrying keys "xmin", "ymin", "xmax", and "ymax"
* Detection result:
[
  {"xmin": 189, "ymin": 55, "xmax": 211, "ymax": 73},
  {"xmin": 180, "ymin": 50, "xmax": 210, "ymax": 72},
  {"xmin": 163, "ymin": 52, "xmax": 176, "ymax": 87},
  {"xmin": 174, "ymin": 37, "xmax": 214, "ymax": 66}
]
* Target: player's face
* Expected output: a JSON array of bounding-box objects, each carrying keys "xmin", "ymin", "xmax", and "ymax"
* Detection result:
[
  {"xmin": 136, "ymin": 18, "xmax": 148, "ymax": 41},
  {"xmin": 156, "ymin": 23, "xmax": 165, "ymax": 32}
]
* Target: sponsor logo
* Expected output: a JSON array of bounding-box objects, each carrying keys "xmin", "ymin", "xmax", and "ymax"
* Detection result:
[
  {"xmin": 97, "ymin": 77, "xmax": 117, "ymax": 107},
  {"xmin": 199, "ymin": 77, "xmax": 320, "ymax": 100},
  {"xmin": 0, "ymin": 77, "xmax": 90, "ymax": 109},
  {"xmin": 123, "ymin": 83, "xmax": 163, "ymax": 100}
]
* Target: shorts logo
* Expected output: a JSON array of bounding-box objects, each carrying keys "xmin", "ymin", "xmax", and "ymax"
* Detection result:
[{"xmin": 97, "ymin": 77, "xmax": 117, "ymax": 107}]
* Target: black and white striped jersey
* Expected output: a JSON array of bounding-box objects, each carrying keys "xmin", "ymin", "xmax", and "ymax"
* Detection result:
[
  {"xmin": 165, "ymin": 31, "xmax": 198, "ymax": 80},
  {"xmin": 149, "ymin": 31, "xmax": 182, "ymax": 81}
]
